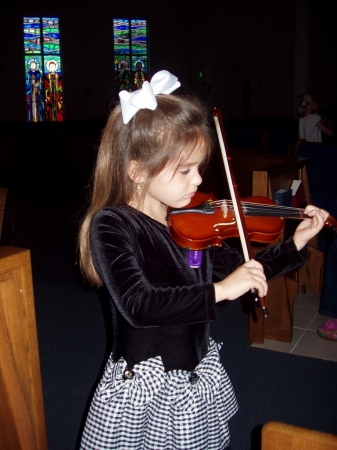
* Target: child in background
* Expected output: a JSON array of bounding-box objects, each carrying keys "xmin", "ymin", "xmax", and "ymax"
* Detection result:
[
  {"xmin": 297, "ymin": 90, "xmax": 336, "ymax": 341},
  {"xmin": 297, "ymin": 90, "xmax": 334, "ymax": 142},
  {"xmin": 78, "ymin": 70, "xmax": 328, "ymax": 450}
]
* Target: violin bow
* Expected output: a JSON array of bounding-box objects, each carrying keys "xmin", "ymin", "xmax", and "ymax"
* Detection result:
[{"xmin": 213, "ymin": 107, "xmax": 268, "ymax": 317}]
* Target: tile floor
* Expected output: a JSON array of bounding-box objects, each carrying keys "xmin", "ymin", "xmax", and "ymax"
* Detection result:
[{"xmin": 252, "ymin": 292, "xmax": 337, "ymax": 362}]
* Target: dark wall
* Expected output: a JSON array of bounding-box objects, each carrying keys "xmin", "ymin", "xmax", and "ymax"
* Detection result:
[
  {"xmin": 0, "ymin": 0, "xmax": 336, "ymax": 123},
  {"xmin": 187, "ymin": 0, "xmax": 337, "ymax": 120},
  {"xmin": 309, "ymin": 1, "xmax": 337, "ymax": 114}
]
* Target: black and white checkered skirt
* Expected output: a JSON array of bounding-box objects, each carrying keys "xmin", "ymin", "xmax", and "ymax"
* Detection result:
[{"xmin": 80, "ymin": 339, "xmax": 238, "ymax": 449}]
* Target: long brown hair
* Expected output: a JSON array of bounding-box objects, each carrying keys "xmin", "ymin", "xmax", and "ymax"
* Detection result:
[{"xmin": 78, "ymin": 94, "xmax": 213, "ymax": 286}]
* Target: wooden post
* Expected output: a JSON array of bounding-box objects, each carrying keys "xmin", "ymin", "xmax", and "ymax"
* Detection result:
[{"xmin": 0, "ymin": 246, "xmax": 48, "ymax": 450}]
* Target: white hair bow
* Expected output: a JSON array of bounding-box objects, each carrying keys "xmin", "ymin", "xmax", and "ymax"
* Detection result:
[{"xmin": 119, "ymin": 70, "xmax": 181, "ymax": 124}]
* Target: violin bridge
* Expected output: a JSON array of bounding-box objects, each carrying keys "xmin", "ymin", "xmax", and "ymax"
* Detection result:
[{"xmin": 221, "ymin": 200, "xmax": 228, "ymax": 218}]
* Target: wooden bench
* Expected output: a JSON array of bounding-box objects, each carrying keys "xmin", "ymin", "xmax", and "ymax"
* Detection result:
[
  {"xmin": 0, "ymin": 246, "xmax": 47, "ymax": 450},
  {"xmin": 219, "ymin": 149, "xmax": 324, "ymax": 343},
  {"xmin": 262, "ymin": 421, "xmax": 337, "ymax": 450}
]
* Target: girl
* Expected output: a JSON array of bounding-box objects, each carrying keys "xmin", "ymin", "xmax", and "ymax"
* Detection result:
[
  {"xmin": 79, "ymin": 71, "xmax": 328, "ymax": 449},
  {"xmin": 297, "ymin": 90, "xmax": 334, "ymax": 142}
]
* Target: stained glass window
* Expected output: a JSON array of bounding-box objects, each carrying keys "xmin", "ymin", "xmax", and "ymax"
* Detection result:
[
  {"xmin": 23, "ymin": 17, "xmax": 64, "ymax": 122},
  {"xmin": 113, "ymin": 19, "xmax": 148, "ymax": 94}
]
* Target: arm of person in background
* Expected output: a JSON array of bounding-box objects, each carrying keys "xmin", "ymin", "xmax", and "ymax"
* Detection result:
[{"xmin": 316, "ymin": 117, "xmax": 334, "ymax": 137}]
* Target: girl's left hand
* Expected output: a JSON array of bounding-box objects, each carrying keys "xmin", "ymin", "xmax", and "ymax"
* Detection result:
[{"xmin": 293, "ymin": 205, "xmax": 329, "ymax": 250}]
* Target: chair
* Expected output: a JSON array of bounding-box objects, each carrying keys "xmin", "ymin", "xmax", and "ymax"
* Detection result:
[{"xmin": 262, "ymin": 421, "xmax": 337, "ymax": 450}]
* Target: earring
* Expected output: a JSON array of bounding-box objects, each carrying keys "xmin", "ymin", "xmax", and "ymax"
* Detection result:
[{"xmin": 136, "ymin": 183, "xmax": 142, "ymax": 190}]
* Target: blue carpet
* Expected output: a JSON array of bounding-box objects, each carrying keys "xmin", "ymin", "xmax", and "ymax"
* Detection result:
[{"xmin": 6, "ymin": 179, "xmax": 337, "ymax": 449}]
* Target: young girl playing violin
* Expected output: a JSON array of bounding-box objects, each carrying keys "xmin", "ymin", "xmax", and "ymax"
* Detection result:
[{"xmin": 78, "ymin": 70, "xmax": 329, "ymax": 450}]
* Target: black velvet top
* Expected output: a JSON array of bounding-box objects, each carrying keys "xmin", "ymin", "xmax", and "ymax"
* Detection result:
[{"xmin": 90, "ymin": 206, "xmax": 306, "ymax": 372}]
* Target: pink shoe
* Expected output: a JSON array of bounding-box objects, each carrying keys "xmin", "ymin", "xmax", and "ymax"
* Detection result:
[{"xmin": 317, "ymin": 319, "xmax": 337, "ymax": 341}]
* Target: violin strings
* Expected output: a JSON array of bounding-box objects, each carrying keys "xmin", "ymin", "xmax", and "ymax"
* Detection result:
[
  {"xmin": 208, "ymin": 200, "xmax": 306, "ymax": 217},
  {"xmin": 209, "ymin": 199, "xmax": 304, "ymax": 211}
]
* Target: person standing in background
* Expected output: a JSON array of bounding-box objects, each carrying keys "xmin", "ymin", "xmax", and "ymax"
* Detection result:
[{"xmin": 297, "ymin": 90, "xmax": 334, "ymax": 142}]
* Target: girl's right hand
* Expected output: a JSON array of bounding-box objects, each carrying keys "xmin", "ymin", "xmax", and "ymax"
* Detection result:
[{"xmin": 214, "ymin": 259, "xmax": 268, "ymax": 302}]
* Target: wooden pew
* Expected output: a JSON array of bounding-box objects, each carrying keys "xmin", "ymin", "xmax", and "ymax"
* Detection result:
[
  {"xmin": 251, "ymin": 155, "xmax": 324, "ymax": 293},
  {"xmin": 262, "ymin": 421, "xmax": 337, "ymax": 450},
  {"xmin": 0, "ymin": 246, "xmax": 47, "ymax": 450},
  {"xmin": 229, "ymin": 150, "xmax": 310, "ymax": 198},
  {"xmin": 227, "ymin": 150, "xmax": 324, "ymax": 343}
]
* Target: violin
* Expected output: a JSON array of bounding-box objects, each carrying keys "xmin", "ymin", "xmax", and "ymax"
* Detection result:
[
  {"xmin": 167, "ymin": 191, "xmax": 337, "ymax": 251},
  {"xmin": 168, "ymin": 106, "xmax": 337, "ymax": 317}
]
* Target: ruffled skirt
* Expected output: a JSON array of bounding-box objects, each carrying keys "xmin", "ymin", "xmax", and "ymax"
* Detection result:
[{"xmin": 80, "ymin": 339, "xmax": 238, "ymax": 449}]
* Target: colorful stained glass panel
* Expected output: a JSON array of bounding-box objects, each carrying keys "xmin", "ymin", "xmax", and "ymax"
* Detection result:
[
  {"xmin": 114, "ymin": 18, "xmax": 148, "ymax": 95},
  {"xmin": 25, "ymin": 55, "xmax": 44, "ymax": 122},
  {"xmin": 23, "ymin": 16, "xmax": 64, "ymax": 122},
  {"xmin": 43, "ymin": 18, "xmax": 60, "ymax": 54},
  {"xmin": 132, "ymin": 55, "xmax": 148, "ymax": 72},
  {"xmin": 44, "ymin": 56, "xmax": 63, "ymax": 122},
  {"xmin": 23, "ymin": 17, "xmax": 42, "ymax": 54},
  {"xmin": 131, "ymin": 20, "xmax": 147, "ymax": 55},
  {"xmin": 114, "ymin": 19, "xmax": 130, "ymax": 56},
  {"xmin": 115, "ymin": 58, "xmax": 131, "ymax": 70}
]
